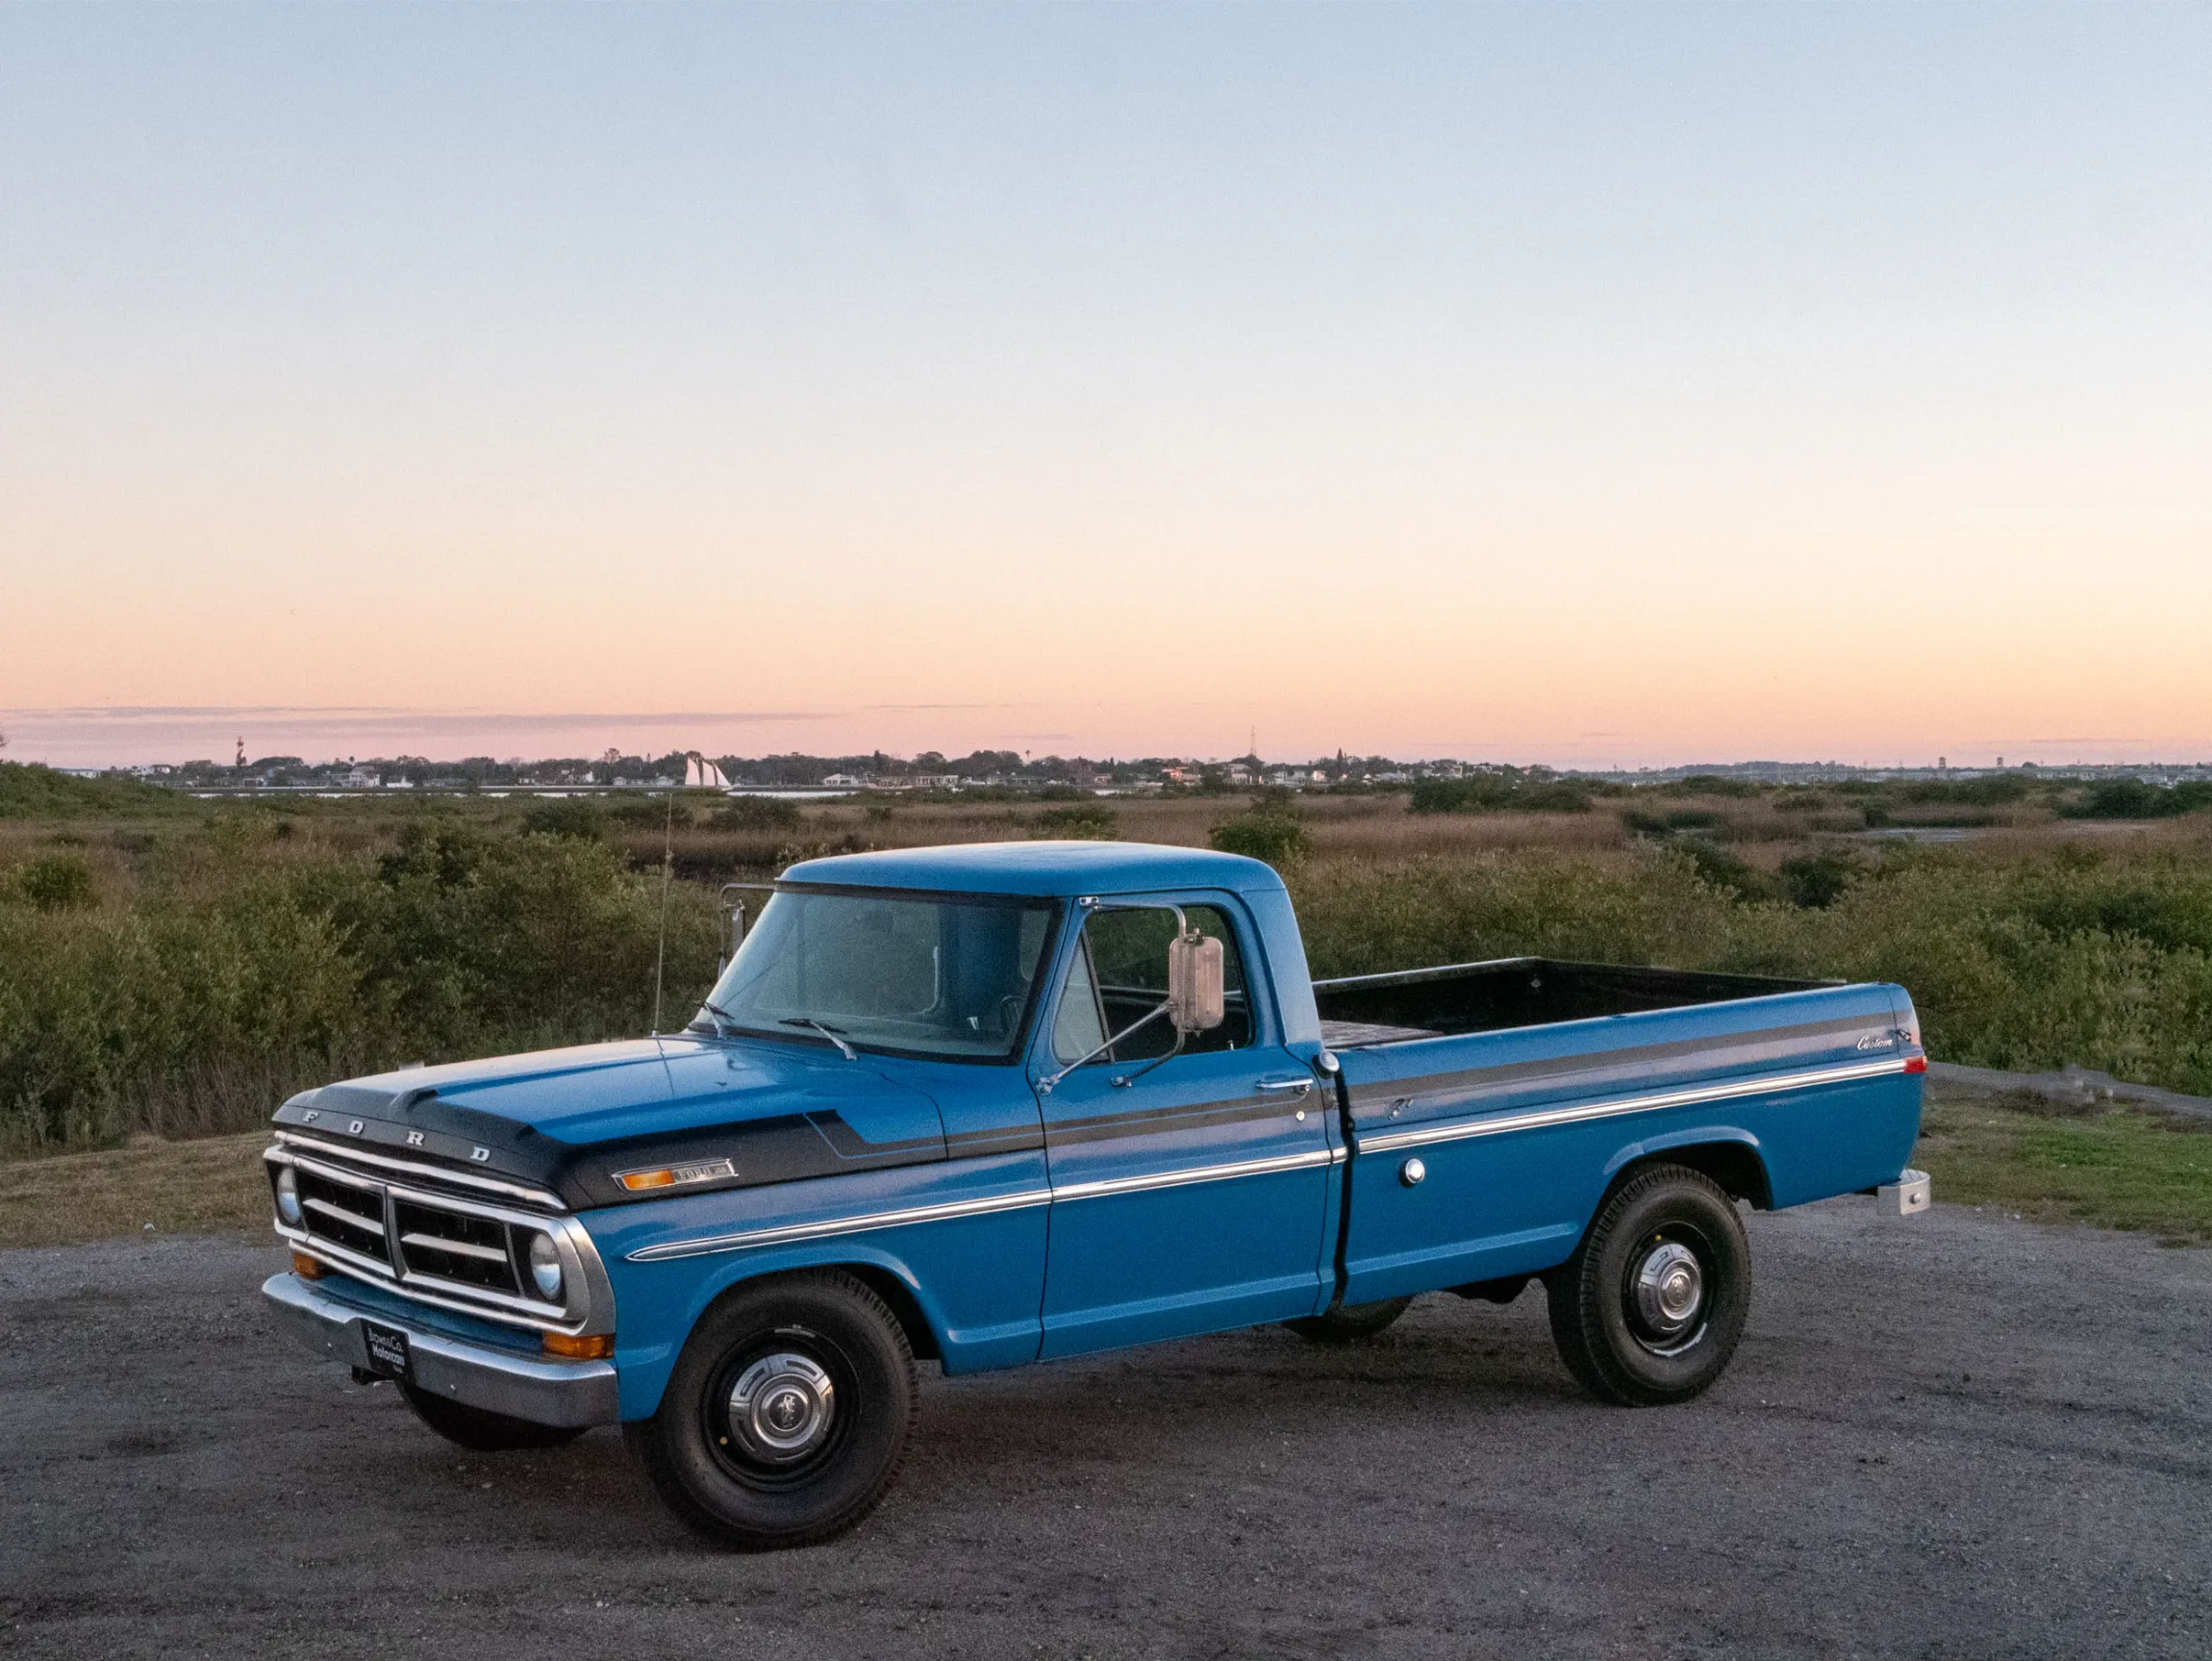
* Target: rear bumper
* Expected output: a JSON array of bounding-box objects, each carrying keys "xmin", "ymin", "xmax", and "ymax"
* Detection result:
[{"xmin": 262, "ymin": 1272, "xmax": 620, "ymax": 1428}]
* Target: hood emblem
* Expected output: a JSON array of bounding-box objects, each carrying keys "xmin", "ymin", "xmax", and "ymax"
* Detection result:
[
  {"xmin": 615, "ymin": 1157, "xmax": 739, "ymax": 1193},
  {"xmin": 470, "ymin": 1146, "xmax": 491, "ymax": 1163}
]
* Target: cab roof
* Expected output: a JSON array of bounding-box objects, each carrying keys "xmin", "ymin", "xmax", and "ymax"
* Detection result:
[{"xmin": 779, "ymin": 840, "xmax": 1286, "ymax": 899}]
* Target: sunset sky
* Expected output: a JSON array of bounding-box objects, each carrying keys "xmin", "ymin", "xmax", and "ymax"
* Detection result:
[{"xmin": 4, "ymin": 4, "xmax": 2208, "ymax": 769}]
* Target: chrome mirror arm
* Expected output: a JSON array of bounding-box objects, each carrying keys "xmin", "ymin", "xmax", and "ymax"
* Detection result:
[
  {"xmin": 1109, "ymin": 1023, "xmax": 1186, "ymax": 1090},
  {"xmin": 1037, "ymin": 999, "xmax": 1172, "ymax": 1095}
]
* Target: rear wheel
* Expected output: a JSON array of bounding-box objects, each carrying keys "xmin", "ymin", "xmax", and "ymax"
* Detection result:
[
  {"xmin": 1546, "ymin": 1164, "xmax": 1750, "ymax": 1406},
  {"xmin": 626, "ymin": 1270, "xmax": 917, "ymax": 1550},
  {"xmin": 1282, "ymin": 1296, "xmax": 1413, "ymax": 1345},
  {"xmin": 399, "ymin": 1382, "xmax": 587, "ymax": 1451}
]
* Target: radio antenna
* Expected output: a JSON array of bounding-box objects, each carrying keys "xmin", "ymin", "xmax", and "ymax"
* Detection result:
[{"xmin": 650, "ymin": 792, "xmax": 674, "ymax": 1034}]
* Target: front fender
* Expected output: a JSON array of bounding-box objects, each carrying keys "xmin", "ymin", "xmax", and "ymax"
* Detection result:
[
  {"xmin": 606, "ymin": 1241, "xmax": 965, "ymax": 1422},
  {"xmin": 581, "ymin": 1156, "xmax": 1051, "ymax": 1420}
]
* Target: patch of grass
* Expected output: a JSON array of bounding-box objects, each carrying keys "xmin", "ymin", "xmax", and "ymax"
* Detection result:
[
  {"xmin": 13, "ymin": 850, "xmax": 98, "ymax": 910},
  {"xmin": 0, "ymin": 761, "xmax": 186, "ymax": 819},
  {"xmin": 1032, "ymin": 803, "xmax": 1119, "ymax": 841},
  {"xmin": 1913, "ymin": 1095, "xmax": 2212, "ymax": 1246},
  {"xmin": 0, "ymin": 1131, "xmax": 272, "ymax": 1248}
]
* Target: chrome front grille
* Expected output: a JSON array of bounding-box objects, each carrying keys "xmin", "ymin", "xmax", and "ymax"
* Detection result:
[
  {"xmin": 393, "ymin": 1198, "xmax": 521, "ymax": 1296},
  {"xmin": 294, "ymin": 1167, "xmax": 388, "ymax": 1261},
  {"xmin": 266, "ymin": 1136, "xmax": 611, "ymax": 1337}
]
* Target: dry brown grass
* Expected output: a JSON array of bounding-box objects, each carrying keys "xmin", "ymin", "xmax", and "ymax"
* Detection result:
[{"xmin": 0, "ymin": 1131, "xmax": 271, "ymax": 1248}]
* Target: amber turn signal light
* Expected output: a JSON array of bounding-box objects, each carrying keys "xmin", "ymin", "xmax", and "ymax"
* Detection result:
[
  {"xmin": 290, "ymin": 1249, "xmax": 324, "ymax": 1279},
  {"xmin": 542, "ymin": 1331, "xmax": 614, "ymax": 1361},
  {"xmin": 616, "ymin": 1169, "xmax": 676, "ymax": 1191}
]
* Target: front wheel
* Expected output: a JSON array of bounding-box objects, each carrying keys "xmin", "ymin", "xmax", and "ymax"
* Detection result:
[
  {"xmin": 1546, "ymin": 1164, "xmax": 1750, "ymax": 1406},
  {"xmin": 626, "ymin": 1270, "xmax": 917, "ymax": 1550}
]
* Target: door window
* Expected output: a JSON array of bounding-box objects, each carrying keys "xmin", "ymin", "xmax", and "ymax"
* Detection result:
[{"xmin": 1052, "ymin": 902, "xmax": 1253, "ymax": 1064}]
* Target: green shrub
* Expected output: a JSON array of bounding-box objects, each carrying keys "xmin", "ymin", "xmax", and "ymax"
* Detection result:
[
  {"xmin": 710, "ymin": 796, "xmax": 803, "ymax": 832},
  {"xmin": 520, "ymin": 799, "xmax": 607, "ymax": 840},
  {"xmin": 13, "ymin": 853, "xmax": 97, "ymax": 910},
  {"xmin": 1210, "ymin": 815, "xmax": 1312, "ymax": 866},
  {"xmin": 1031, "ymin": 804, "xmax": 1118, "ymax": 841},
  {"xmin": 2067, "ymin": 779, "xmax": 2212, "ymax": 820},
  {"xmin": 1410, "ymin": 774, "xmax": 1591, "ymax": 815},
  {"xmin": 0, "ymin": 821, "xmax": 721, "ymax": 1152},
  {"xmin": 1898, "ymin": 776, "xmax": 2032, "ymax": 807},
  {"xmin": 1658, "ymin": 774, "xmax": 1761, "ymax": 798},
  {"xmin": 1778, "ymin": 851, "xmax": 1859, "ymax": 909},
  {"xmin": 1675, "ymin": 841, "xmax": 1772, "ymax": 904},
  {"xmin": 0, "ymin": 762, "xmax": 184, "ymax": 819},
  {"xmin": 607, "ymin": 796, "xmax": 691, "ymax": 831}
]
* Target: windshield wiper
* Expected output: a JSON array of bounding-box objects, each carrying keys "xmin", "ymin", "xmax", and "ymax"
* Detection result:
[
  {"xmin": 781, "ymin": 1017, "xmax": 858, "ymax": 1060},
  {"xmin": 690, "ymin": 999, "xmax": 740, "ymax": 1039}
]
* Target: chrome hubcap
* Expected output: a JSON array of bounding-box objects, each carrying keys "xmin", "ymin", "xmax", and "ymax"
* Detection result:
[
  {"xmin": 727, "ymin": 1352, "xmax": 836, "ymax": 1462},
  {"xmin": 1632, "ymin": 1241, "xmax": 1703, "ymax": 1338}
]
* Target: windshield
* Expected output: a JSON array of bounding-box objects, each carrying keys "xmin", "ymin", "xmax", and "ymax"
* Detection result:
[{"xmin": 695, "ymin": 888, "xmax": 1058, "ymax": 1062}]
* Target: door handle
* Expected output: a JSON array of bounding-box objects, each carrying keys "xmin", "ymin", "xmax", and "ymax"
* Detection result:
[{"xmin": 1254, "ymin": 1076, "xmax": 1314, "ymax": 1098}]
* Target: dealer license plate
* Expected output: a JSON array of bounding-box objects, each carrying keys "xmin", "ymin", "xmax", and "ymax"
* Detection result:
[{"xmin": 362, "ymin": 1321, "xmax": 413, "ymax": 1381}]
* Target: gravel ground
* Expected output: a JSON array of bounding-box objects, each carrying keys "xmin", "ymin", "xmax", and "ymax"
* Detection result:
[{"xmin": 2, "ymin": 1199, "xmax": 2207, "ymax": 1660}]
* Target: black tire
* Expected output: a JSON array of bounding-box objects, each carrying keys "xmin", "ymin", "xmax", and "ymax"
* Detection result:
[
  {"xmin": 399, "ymin": 1382, "xmax": 588, "ymax": 1451},
  {"xmin": 1546, "ymin": 1163, "xmax": 1750, "ymax": 1406},
  {"xmin": 1281, "ymin": 1296, "xmax": 1414, "ymax": 1345},
  {"xmin": 625, "ymin": 1270, "xmax": 917, "ymax": 1550}
]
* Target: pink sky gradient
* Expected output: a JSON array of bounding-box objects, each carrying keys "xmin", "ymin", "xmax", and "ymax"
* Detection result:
[{"xmin": 5, "ymin": 8, "xmax": 2208, "ymax": 770}]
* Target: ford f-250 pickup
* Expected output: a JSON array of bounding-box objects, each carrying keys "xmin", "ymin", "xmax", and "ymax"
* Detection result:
[{"xmin": 263, "ymin": 840, "xmax": 1930, "ymax": 1548}]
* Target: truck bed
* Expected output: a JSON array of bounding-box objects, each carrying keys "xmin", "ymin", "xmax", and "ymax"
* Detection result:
[{"xmin": 1314, "ymin": 956, "xmax": 1828, "ymax": 1049}]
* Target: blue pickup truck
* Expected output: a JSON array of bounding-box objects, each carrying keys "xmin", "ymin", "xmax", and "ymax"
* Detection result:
[{"xmin": 263, "ymin": 840, "xmax": 1929, "ymax": 1548}]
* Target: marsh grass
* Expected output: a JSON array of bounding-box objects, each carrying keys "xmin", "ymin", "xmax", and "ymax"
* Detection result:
[{"xmin": 4, "ymin": 789, "xmax": 2210, "ymax": 1155}]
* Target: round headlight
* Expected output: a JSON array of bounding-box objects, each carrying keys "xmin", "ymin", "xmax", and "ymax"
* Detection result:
[
  {"xmin": 526, "ymin": 1232, "xmax": 565, "ymax": 1300},
  {"xmin": 274, "ymin": 1166, "xmax": 303, "ymax": 1227}
]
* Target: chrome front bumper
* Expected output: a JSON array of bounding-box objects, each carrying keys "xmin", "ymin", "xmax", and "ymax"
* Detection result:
[{"xmin": 262, "ymin": 1272, "xmax": 619, "ymax": 1428}]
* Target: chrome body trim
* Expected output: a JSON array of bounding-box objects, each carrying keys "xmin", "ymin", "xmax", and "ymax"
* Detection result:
[
  {"xmin": 627, "ymin": 1145, "xmax": 1341, "ymax": 1263},
  {"xmin": 272, "ymin": 1129, "xmax": 567, "ymax": 1210},
  {"xmin": 626, "ymin": 1188, "xmax": 1054, "ymax": 1263},
  {"xmin": 1354, "ymin": 1057, "xmax": 1914, "ymax": 1154},
  {"xmin": 261, "ymin": 1272, "xmax": 618, "ymax": 1428},
  {"xmin": 1048, "ymin": 1145, "xmax": 1335, "ymax": 1202},
  {"xmin": 265, "ymin": 1145, "xmax": 615, "ymax": 1336}
]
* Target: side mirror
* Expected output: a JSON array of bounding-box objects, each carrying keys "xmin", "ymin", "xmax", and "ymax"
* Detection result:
[
  {"xmin": 717, "ymin": 885, "xmax": 749, "ymax": 974},
  {"xmin": 1167, "ymin": 931, "xmax": 1225, "ymax": 1032}
]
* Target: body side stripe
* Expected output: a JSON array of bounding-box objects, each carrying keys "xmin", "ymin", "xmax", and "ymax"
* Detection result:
[
  {"xmin": 623, "ymin": 1147, "xmax": 1337, "ymax": 1263},
  {"xmin": 1345, "ymin": 1014, "xmax": 1888, "ymax": 1107},
  {"xmin": 1354, "ymin": 1057, "xmax": 1912, "ymax": 1154}
]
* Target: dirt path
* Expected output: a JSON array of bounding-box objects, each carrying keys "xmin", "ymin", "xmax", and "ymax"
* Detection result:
[{"xmin": 2, "ymin": 1198, "xmax": 2207, "ymax": 1659}]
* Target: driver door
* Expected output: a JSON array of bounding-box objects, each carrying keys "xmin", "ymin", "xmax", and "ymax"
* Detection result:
[{"xmin": 1033, "ymin": 897, "xmax": 1333, "ymax": 1358}]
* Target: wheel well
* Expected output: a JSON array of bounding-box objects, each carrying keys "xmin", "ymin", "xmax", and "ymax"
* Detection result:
[
  {"xmin": 712, "ymin": 1261, "xmax": 943, "ymax": 1363},
  {"xmin": 833, "ymin": 1263, "xmax": 943, "ymax": 1362},
  {"xmin": 1619, "ymin": 1142, "xmax": 1772, "ymax": 1211}
]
